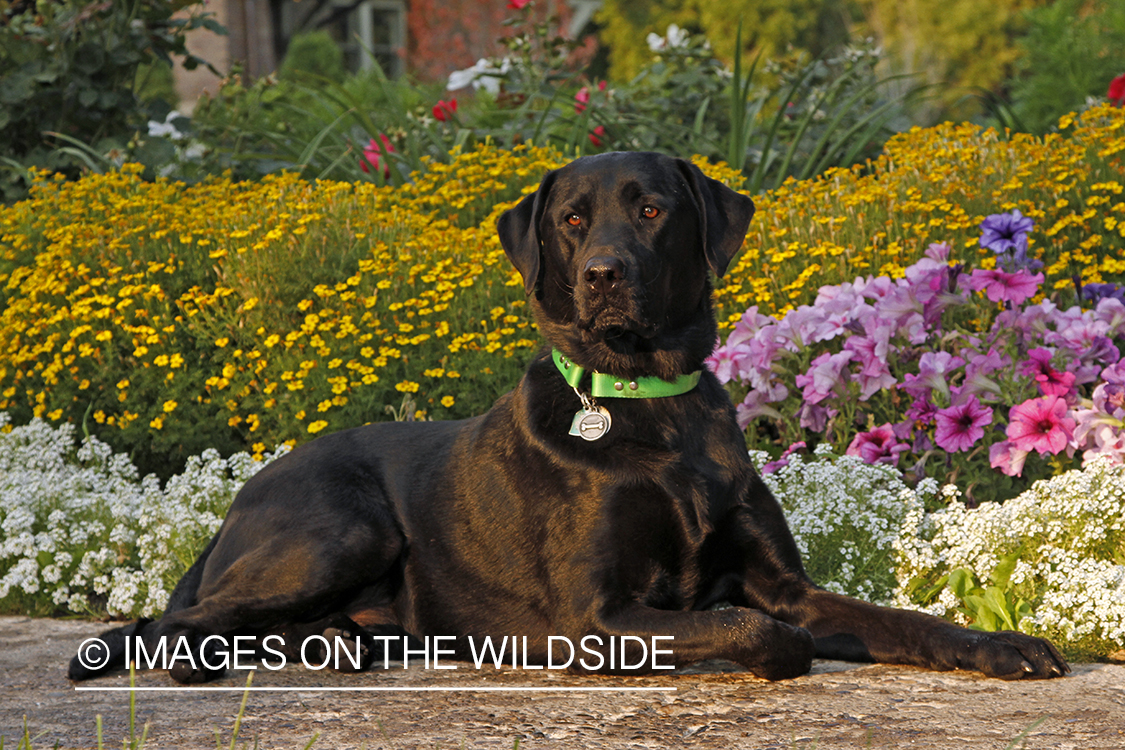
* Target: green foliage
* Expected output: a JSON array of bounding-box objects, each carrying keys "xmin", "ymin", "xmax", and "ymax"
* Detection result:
[
  {"xmin": 177, "ymin": 5, "xmax": 916, "ymax": 194},
  {"xmin": 595, "ymin": 0, "xmax": 850, "ymax": 81},
  {"xmin": 279, "ymin": 30, "xmax": 348, "ymax": 84},
  {"xmin": 946, "ymin": 558, "xmax": 1035, "ymax": 632},
  {"xmin": 854, "ymin": 0, "xmax": 1034, "ymax": 121},
  {"xmin": 1007, "ymin": 0, "xmax": 1125, "ymax": 134},
  {"xmin": 0, "ymin": 0, "xmax": 223, "ymax": 202}
]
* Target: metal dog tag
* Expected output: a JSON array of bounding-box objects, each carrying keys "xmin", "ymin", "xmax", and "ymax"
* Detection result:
[{"xmin": 569, "ymin": 406, "xmax": 612, "ymax": 441}]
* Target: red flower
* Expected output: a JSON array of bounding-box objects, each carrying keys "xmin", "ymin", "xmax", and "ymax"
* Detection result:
[
  {"xmin": 574, "ymin": 86, "xmax": 589, "ymax": 114},
  {"xmin": 1110, "ymin": 74, "xmax": 1125, "ymax": 106},
  {"xmin": 360, "ymin": 134, "xmax": 395, "ymax": 178},
  {"xmin": 433, "ymin": 98, "xmax": 457, "ymax": 122},
  {"xmin": 588, "ymin": 125, "xmax": 606, "ymax": 148},
  {"xmin": 507, "ymin": 0, "xmax": 529, "ymax": 9}
]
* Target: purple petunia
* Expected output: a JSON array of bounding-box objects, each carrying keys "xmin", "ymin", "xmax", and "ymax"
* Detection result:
[
  {"xmin": 980, "ymin": 209, "xmax": 1034, "ymax": 255},
  {"xmin": 933, "ymin": 396, "xmax": 993, "ymax": 453}
]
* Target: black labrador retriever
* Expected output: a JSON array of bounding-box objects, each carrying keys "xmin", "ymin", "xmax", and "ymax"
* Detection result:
[{"xmin": 69, "ymin": 151, "xmax": 1068, "ymax": 683}]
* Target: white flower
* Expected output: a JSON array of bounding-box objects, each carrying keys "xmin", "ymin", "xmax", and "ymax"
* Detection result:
[
  {"xmin": 447, "ymin": 58, "xmax": 511, "ymax": 93},
  {"xmin": 0, "ymin": 414, "xmax": 286, "ymax": 619},
  {"xmin": 646, "ymin": 24, "xmax": 690, "ymax": 53},
  {"xmin": 146, "ymin": 112, "xmax": 189, "ymax": 141}
]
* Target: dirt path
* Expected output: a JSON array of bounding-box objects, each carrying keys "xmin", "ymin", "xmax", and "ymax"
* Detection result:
[{"xmin": 1, "ymin": 616, "xmax": 1123, "ymax": 749}]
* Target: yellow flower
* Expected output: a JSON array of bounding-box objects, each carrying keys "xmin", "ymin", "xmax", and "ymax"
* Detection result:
[
  {"xmin": 308, "ymin": 420, "xmax": 328, "ymax": 434},
  {"xmin": 395, "ymin": 380, "xmax": 420, "ymax": 393},
  {"xmin": 150, "ymin": 416, "xmax": 164, "ymax": 429},
  {"xmin": 441, "ymin": 395, "xmax": 455, "ymax": 408},
  {"xmin": 163, "ymin": 400, "xmax": 177, "ymax": 413}
]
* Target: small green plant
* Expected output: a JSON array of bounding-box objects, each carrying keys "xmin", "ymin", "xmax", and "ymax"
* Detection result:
[{"xmin": 946, "ymin": 557, "xmax": 1034, "ymax": 632}]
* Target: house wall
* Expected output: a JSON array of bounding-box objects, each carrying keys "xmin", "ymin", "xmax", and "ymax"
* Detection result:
[
  {"xmin": 407, "ymin": 0, "xmax": 573, "ymax": 84},
  {"xmin": 172, "ymin": 0, "xmax": 277, "ymax": 114}
]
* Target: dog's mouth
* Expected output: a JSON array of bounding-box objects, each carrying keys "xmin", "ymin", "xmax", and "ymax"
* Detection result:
[
  {"xmin": 600, "ymin": 327, "xmax": 654, "ymax": 354},
  {"xmin": 579, "ymin": 311, "xmax": 658, "ymax": 353}
]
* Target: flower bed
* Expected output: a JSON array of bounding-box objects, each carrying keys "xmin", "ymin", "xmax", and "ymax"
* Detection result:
[
  {"xmin": 0, "ymin": 145, "xmax": 571, "ymax": 477},
  {"xmin": 3, "ymin": 416, "xmax": 1121, "ymax": 660},
  {"xmin": 715, "ymin": 103, "xmax": 1125, "ymax": 325},
  {"xmin": 2, "ymin": 106, "xmax": 1124, "ymax": 656}
]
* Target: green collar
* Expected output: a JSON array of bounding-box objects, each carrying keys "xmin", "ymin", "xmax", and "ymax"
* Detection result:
[{"xmin": 552, "ymin": 348, "xmax": 701, "ymax": 399}]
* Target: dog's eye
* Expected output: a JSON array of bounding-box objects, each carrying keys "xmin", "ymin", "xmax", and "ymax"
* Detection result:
[
  {"xmin": 566, "ymin": 213, "xmax": 582, "ymax": 227},
  {"xmin": 641, "ymin": 206, "xmax": 660, "ymax": 219}
]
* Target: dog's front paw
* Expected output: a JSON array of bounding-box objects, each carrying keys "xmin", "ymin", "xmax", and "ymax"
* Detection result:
[
  {"xmin": 746, "ymin": 619, "xmax": 815, "ymax": 682},
  {"xmin": 970, "ymin": 630, "xmax": 1070, "ymax": 680}
]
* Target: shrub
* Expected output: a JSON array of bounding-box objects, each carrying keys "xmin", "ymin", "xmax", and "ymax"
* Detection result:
[
  {"xmin": 0, "ymin": 0, "xmax": 223, "ymax": 201},
  {"xmin": 1007, "ymin": 0, "xmax": 1125, "ymax": 135},
  {"xmin": 278, "ymin": 30, "xmax": 347, "ymax": 84}
]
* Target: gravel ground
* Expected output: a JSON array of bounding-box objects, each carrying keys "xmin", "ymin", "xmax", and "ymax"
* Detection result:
[{"xmin": 2, "ymin": 616, "xmax": 1123, "ymax": 749}]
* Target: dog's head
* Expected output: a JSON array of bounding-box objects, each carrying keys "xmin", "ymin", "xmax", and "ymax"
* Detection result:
[{"xmin": 498, "ymin": 152, "xmax": 754, "ymax": 380}]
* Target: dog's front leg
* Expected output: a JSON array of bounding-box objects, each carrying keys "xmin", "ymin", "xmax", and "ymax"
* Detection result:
[
  {"xmin": 727, "ymin": 480, "xmax": 1069, "ymax": 679},
  {"xmin": 791, "ymin": 589, "xmax": 1070, "ymax": 679},
  {"xmin": 584, "ymin": 604, "xmax": 815, "ymax": 681}
]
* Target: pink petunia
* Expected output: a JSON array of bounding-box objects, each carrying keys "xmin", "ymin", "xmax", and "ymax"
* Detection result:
[
  {"xmin": 933, "ymin": 396, "xmax": 993, "ymax": 453},
  {"xmin": 1019, "ymin": 347, "xmax": 1076, "ymax": 398},
  {"xmin": 963, "ymin": 268, "xmax": 1044, "ymax": 306},
  {"xmin": 846, "ymin": 424, "xmax": 909, "ymax": 467},
  {"xmin": 990, "ymin": 440, "xmax": 1030, "ymax": 477},
  {"xmin": 1005, "ymin": 395, "xmax": 1076, "ymax": 455}
]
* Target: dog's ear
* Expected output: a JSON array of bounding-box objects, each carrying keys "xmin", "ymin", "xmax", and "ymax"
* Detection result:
[
  {"xmin": 497, "ymin": 170, "xmax": 558, "ymax": 295},
  {"xmin": 677, "ymin": 160, "xmax": 755, "ymax": 278}
]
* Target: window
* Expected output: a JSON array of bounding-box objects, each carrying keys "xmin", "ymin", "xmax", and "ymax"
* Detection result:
[{"xmin": 275, "ymin": 0, "xmax": 405, "ymax": 77}]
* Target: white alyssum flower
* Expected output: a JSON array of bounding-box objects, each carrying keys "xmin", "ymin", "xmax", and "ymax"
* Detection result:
[
  {"xmin": 893, "ymin": 455, "xmax": 1125, "ymax": 652},
  {"xmin": 751, "ymin": 446, "xmax": 933, "ymax": 605},
  {"xmin": 0, "ymin": 414, "xmax": 288, "ymax": 618}
]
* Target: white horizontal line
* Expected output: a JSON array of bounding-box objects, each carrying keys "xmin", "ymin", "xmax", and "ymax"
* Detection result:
[{"xmin": 76, "ymin": 686, "xmax": 676, "ymax": 693}]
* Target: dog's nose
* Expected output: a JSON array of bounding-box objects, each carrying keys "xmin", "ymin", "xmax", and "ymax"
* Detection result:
[{"xmin": 583, "ymin": 257, "xmax": 626, "ymax": 295}]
